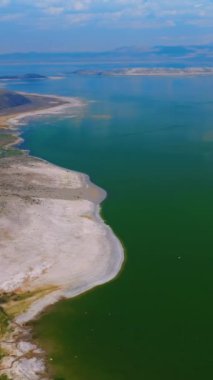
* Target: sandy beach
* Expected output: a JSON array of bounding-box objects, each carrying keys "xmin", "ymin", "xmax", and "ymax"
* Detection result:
[{"xmin": 0, "ymin": 94, "xmax": 124, "ymax": 379}]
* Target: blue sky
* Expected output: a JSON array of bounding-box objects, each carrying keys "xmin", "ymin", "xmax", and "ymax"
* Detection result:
[{"xmin": 0, "ymin": 0, "xmax": 212, "ymax": 52}]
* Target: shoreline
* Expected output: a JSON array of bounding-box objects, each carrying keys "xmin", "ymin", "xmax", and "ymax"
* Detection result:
[
  {"xmin": 0, "ymin": 93, "xmax": 125, "ymax": 379},
  {"xmin": 1, "ymin": 95, "xmax": 85, "ymax": 132},
  {"xmin": 72, "ymin": 67, "xmax": 213, "ymax": 77},
  {"xmin": 0, "ymin": 93, "xmax": 86, "ymax": 154},
  {"xmin": 8, "ymin": 94, "xmax": 85, "ymax": 127}
]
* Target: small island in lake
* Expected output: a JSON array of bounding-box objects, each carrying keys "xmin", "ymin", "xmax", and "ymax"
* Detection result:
[{"xmin": 72, "ymin": 67, "xmax": 213, "ymax": 77}]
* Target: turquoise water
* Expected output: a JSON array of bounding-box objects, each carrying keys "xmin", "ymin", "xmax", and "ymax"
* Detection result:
[{"xmin": 15, "ymin": 75, "xmax": 213, "ymax": 379}]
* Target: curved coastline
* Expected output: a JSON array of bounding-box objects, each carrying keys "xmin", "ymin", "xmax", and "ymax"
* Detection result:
[{"xmin": 0, "ymin": 93, "xmax": 125, "ymax": 380}]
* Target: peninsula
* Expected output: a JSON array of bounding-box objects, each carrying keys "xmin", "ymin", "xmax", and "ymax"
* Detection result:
[
  {"xmin": 0, "ymin": 90, "xmax": 124, "ymax": 380},
  {"xmin": 72, "ymin": 67, "xmax": 213, "ymax": 77}
]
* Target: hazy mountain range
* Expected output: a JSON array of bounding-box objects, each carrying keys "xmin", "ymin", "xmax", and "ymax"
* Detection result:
[{"xmin": 0, "ymin": 44, "xmax": 212, "ymax": 67}]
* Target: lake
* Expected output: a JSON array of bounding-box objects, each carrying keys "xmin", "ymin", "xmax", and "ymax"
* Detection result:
[{"xmin": 6, "ymin": 72, "xmax": 213, "ymax": 379}]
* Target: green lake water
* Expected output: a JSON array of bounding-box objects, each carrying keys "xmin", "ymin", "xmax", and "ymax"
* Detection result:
[{"xmin": 17, "ymin": 75, "xmax": 213, "ymax": 380}]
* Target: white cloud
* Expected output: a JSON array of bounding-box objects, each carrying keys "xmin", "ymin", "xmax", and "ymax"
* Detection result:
[
  {"xmin": 0, "ymin": 12, "xmax": 22, "ymax": 21},
  {"xmin": 16, "ymin": 0, "xmax": 213, "ymax": 18},
  {"xmin": 44, "ymin": 6, "xmax": 64, "ymax": 15},
  {"xmin": 33, "ymin": 0, "xmax": 93, "ymax": 12},
  {"xmin": 1, "ymin": 0, "xmax": 213, "ymax": 30},
  {"xmin": 71, "ymin": 0, "xmax": 92, "ymax": 11},
  {"xmin": 66, "ymin": 12, "xmax": 93, "ymax": 25},
  {"xmin": 0, "ymin": 0, "xmax": 10, "ymax": 6}
]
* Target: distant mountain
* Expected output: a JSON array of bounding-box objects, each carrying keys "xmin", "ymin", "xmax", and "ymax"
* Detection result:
[
  {"xmin": 112, "ymin": 44, "xmax": 213, "ymax": 65},
  {"xmin": 0, "ymin": 44, "xmax": 212, "ymax": 67},
  {"xmin": 0, "ymin": 89, "xmax": 31, "ymax": 110},
  {"xmin": 114, "ymin": 46, "xmax": 153, "ymax": 53},
  {"xmin": 114, "ymin": 44, "xmax": 213, "ymax": 55},
  {"xmin": 111, "ymin": 44, "xmax": 213, "ymax": 63}
]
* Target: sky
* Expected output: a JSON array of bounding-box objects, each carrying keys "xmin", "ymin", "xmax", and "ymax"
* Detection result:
[{"xmin": 0, "ymin": 0, "xmax": 212, "ymax": 52}]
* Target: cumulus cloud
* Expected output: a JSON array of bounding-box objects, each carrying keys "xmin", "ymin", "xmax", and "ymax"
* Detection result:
[
  {"xmin": 1, "ymin": 0, "xmax": 213, "ymax": 29},
  {"xmin": 34, "ymin": 0, "xmax": 213, "ymax": 24},
  {"xmin": 33, "ymin": 0, "xmax": 93, "ymax": 13},
  {"xmin": 44, "ymin": 6, "xmax": 64, "ymax": 15}
]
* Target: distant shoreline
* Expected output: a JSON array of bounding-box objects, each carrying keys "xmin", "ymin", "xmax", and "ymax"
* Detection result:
[{"xmin": 72, "ymin": 67, "xmax": 213, "ymax": 77}]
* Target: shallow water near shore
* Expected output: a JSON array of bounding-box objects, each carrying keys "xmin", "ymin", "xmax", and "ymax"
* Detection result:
[{"xmin": 8, "ymin": 74, "xmax": 213, "ymax": 379}]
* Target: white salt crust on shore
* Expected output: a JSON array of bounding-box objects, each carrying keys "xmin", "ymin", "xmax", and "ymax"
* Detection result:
[
  {"xmin": 0, "ymin": 159, "xmax": 124, "ymax": 380},
  {"xmin": 0, "ymin": 95, "xmax": 124, "ymax": 379}
]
